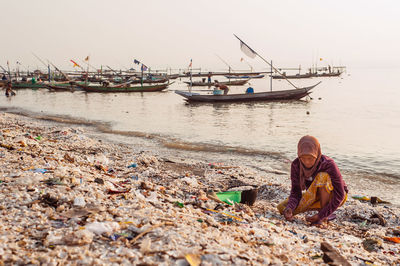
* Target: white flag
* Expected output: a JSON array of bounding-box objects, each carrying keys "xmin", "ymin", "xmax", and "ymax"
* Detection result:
[
  {"xmin": 235, "ymin": 34, "xmax": 257, "ymax": 59},
  {"xmin": 240, "ymin": 41, "xmax": 256, "ymax": 58}
]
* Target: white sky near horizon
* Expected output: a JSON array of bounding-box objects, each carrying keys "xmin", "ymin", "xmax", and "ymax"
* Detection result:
[{"xmin": 1, "ymin": 0, "xmax": 400, "ymax": 72}]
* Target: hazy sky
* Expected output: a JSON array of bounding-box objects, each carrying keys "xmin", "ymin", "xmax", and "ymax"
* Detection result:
[{"xmin": 1, "ymin": 0, "xmax": 400, "ymax": 72}]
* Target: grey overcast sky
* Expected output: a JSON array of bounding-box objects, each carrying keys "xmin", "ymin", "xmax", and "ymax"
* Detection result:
[{"xmin": 1, "ymin": 0, "xmax": 399, "ymax": 71}]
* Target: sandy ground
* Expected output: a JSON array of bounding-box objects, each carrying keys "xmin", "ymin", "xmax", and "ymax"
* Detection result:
[{"xmin": 0, "ymin": 112, "xmax": 399, "ymax": 265}]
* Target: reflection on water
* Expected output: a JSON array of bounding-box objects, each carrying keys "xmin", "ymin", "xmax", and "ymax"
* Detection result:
[{"xmin": 1, "ymin": 68, "xmax": 400, "ymax": 203}]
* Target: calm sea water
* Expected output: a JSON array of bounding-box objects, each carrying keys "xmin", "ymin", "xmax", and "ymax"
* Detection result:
[{"xmin": 1, "ymin": 68, "xmax": 399, "ymax": 203}]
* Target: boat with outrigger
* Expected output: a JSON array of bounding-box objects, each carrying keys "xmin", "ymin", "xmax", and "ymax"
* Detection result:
[{"xmin": 175, "ymin": 34, "xmax": 322, "ymax": 103}]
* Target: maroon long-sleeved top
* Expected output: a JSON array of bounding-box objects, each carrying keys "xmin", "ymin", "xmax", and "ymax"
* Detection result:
[{"xmin": 286, "ymin": 155, "xmax": 348, "ymax": 221}]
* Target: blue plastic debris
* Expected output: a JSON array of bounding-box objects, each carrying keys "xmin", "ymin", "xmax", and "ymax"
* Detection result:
[
  {"xmin": 29, "ymin": 168, "xmax": 47, "ymax": 174},
  {"xmin": 127, "ymin": 163, "xmax": 137, "ymax": 168}
]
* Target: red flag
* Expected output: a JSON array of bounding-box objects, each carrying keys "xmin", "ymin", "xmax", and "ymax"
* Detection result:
[{"xmin": 70, "ymin": 60, "xmax": 81, "ymax": 68}]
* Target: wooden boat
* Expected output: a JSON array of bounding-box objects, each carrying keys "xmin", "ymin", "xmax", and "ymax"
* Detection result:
[
  {"xmin": 76, "ymin": 82, "xmax": 172, "ymax": 93},
  {"xmin": 175, "ymin": 82, "xmax": 321, "ymax": 103},
  {"xmin": 45, "ymin": 84, "xmax": 74, "ymax": 92},
  {"xmin": 224, "ymin": 74, "xmax": 265, "ymax": 79},
  {"xmin": 11, "ymin": 81, "xmax": 47, "ymax": 89},
  {"xmin": 184, "ymin": 79, "xmax": 249, "ymax": 87},
  {"xmin": 271, "ymin": 73, "xmax": 313, "ymax": 79},
  {"xmin": 167, "ymin": 74, "xmax": 180, "ymax": 79},
  {"xmin": 130, "ymin": 78, "xmax": 169, "ymax": 84},
  {"xmin": 313, "ymin": 71, "xmax": 342, "ymax": 77},
  {"xmin": 44, "ymin": 81, "xmax": 84, "ymax": 92}
]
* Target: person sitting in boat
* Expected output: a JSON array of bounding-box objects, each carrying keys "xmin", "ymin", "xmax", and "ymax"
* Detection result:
[
  {"xmin": 277, "ymin": 135, "xmax": 348, "ymax": 227},
  {"xmin": 214, "ymin": 81, "xmax": 229, "ymax": 95},
  {"xmin": 1, "ymin": 74, "xmax": 7, "ymax": 81},
  {"xmin": 245, "ymin": 87, "xmax": 254, "ymax": 94}
]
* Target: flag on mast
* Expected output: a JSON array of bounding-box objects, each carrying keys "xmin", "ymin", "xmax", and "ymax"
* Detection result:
[
  {"xmin": 70, "ymin": 60, "xmax": 81, "ymax": 68},
  {"xmin": 188, "ymin": 59, "xmax": 192, "ymax": 68},
  {"xmin": 234, "ymin": 34, "xmax": 257, "ymax": 58},
  {"xmin": 234, "ymin": 34, "xmax": 257, "ymax": 59},
  {"xmin": 84, "ymin": 56, "xmax": 90, "ymax": 61},
  {"xmin": 134, "ymin": 59, "xmax": 140, "ymax": 65}
]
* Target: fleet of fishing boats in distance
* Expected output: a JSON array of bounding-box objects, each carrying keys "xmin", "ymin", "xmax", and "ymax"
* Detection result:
[{"xmin": 1, "ymin": 62, "xmax": 345, "ymax": 102}]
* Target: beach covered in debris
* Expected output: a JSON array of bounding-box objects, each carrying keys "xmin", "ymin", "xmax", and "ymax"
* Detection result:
[{"xmin": 0, "ymin": 112, "xmax": 399, "ymax": 265}]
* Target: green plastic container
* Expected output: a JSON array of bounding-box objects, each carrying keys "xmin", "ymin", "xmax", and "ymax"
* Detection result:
[{"xmin": 216, "ymin": 191, "xmax": 241, "ymax": 205}]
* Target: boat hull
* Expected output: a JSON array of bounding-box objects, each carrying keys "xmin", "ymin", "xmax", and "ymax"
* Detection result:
[
  {"xmin": 77, "ymin": 83, "xmax": 170, "ymax": 93},
  {"xmin": 224, "ymin": 74, "xmax": 265, "ymax": 79},
  {"xmin": 11, "ymin": 82, "xmax": 47, "ymax": 89},
  {"xmin": 271, "ymin": 73, "xmax": 313, "ymax": 79},
  {"xmin": 45, "ymin": 83, "xmax": 77, "ymax": 91},
  {"xmin": 175, "ymin": 82, "xmax": 321, "ymax": 103}
]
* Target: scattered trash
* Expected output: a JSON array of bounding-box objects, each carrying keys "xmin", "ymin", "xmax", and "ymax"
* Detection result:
[
  {"xmin": 185, "ymin": 254, "xmax": 202, "ymax": 266},
  {"xmin": 85, "ymin": 222, "xmax": 120, "ymax": 235},
  {"xmin": 127, "ymin": 163, "xmax": 137, "ymax": 168},
  {"xmin": 352, "ymin": 195, "xmax": 390, "ymax": 204},
  {"xmin": 110, "ymin": 232, "xmax": 135, "ymax": 241},
  {"xmin": 29, "ymin": 168, "xmax": 48, "ymax": 174},
  {"xmin": 174, "ymin": 201, "xmax": 184, "ymax": 208},
  {"xmin": 73, "ymin": 197, "xmax": 86, "ymax": 207},
  {"xmin": 384, "ymin": 237, "xmax": 400, "ymax": 244},
  {"xmin": 107, "ymin": 188, "xmax": 131, "ymax": 194}
]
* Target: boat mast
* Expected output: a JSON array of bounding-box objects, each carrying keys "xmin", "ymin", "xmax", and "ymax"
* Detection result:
[
  {"xmin": 270, "ymin": 60, "xmax": 273, "ymax": 92},
  {"xmin": 234, "ymin": 34, "xmax": 298, "ymax": 90},
  {"xmin": 215, "ymin": 54, "xmax": 234, "ymax": 77},
  {"xmin": 189, "ymin": 59, "xmax": 193, "ymax": 93}
]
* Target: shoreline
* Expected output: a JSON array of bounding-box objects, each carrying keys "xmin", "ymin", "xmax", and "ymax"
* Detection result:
[
  {"xmin": 0, "ymin": 112, "xmax": 399, "ymax": 265},
  {"xmin": 2, "ymin": 106, "xmax": 399, "ymax": 206}
]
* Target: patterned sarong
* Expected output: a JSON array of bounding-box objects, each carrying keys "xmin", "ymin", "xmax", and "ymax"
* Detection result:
[{"xmin": 277, "ymin": 172, "xmax": 347, "ymax": 215}]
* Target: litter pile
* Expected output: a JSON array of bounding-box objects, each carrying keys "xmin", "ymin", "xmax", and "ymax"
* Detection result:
[{"xmin": 0, "ymin": 112, "xmax": 399, "ymax": 265}]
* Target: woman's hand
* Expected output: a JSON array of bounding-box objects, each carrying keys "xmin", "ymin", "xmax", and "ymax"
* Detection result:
[{"xmin": 283, "ymin": 208, "xmax": 293, "ymax": 221}]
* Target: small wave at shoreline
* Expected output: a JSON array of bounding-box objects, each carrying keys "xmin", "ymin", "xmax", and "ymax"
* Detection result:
[{"xmin": 1, "ymin": 107, "xmax": 399, "ymax": 183}]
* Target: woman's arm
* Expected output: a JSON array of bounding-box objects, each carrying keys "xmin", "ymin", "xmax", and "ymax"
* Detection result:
[
  {"xmin": 317, "ymin": 160, "xmax": 346, "ymax": 220},
  {"xmin": 286, "ymin": 160, "xmax": 302, "ymax": 211}
]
